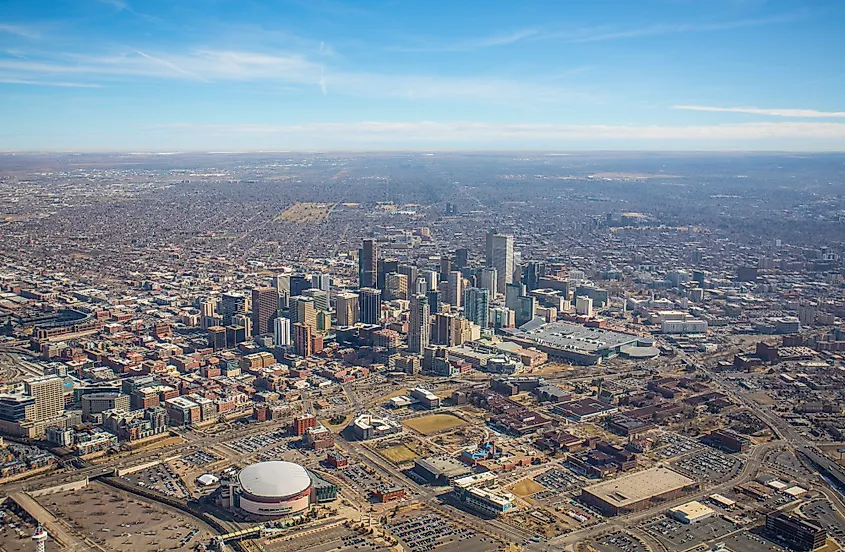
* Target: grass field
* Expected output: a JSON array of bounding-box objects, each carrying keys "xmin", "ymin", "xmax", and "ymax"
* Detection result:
[
  {"xmin": 403, "ymin": 413, "xmax": 466, "ymax": 435},
  {"xmin": 509, "ymin": 479, "xmax": 546, "ymax": 497},
  {"xmin": 273, "ymin": 202, "xmax": 333, "ymax": 223},
  {"xmin": 380, "ymin": 443, "xmax": 422, "ymax": 464}
]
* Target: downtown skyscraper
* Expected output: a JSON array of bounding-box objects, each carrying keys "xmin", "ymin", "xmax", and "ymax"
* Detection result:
[
  {"xmin": 407, "ymin": 294, "xmax": 430, "ymax": 353},
  {"xmin": 463, "ymin": 287, "xmax": 489, "ymax": 329},
  {"xmin": 485, "ymin": 230, "xmax": 514, "ymax": 294},
  {"xmin": 358, "ymin": 238, "xmax": 378, "ymax": 288}
]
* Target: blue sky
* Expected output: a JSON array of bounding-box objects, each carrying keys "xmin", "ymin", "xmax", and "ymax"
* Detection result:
[{"xmin": 1, "ymin": 0, "xmax": 844, "ymax": 150}]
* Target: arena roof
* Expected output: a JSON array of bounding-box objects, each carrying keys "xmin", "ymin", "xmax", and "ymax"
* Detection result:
[
  {"xmin": 238, "ymin": 461, "xmax": 311, "ymax": 499},
  {"xmin": 582, "ymin": 467, "xmax": 695, "ymax": 508}
]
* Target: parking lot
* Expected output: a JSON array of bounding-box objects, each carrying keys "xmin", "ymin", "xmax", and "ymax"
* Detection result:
[
  {"xmin": 386, "ymin": 511, "xmax": 492, "ymax": 552},
  {"xmin": 674, "ymin": 449, "xmax": 743, "ymax": 483},
  {"xmin": 640, "ymin": 514, "xmax": 736, "ymax": 549},
  {"xmin": 591, "ymin": 530, "xmax": 649, "ymax": 552},
  {"xmin": 534, "ymin": 467, "xmax": 584, "ymax": 495},
  {"xmin": 654, "ymin": 433, "xmax": 704, "ymax": 460},
  {"xmin": 338, "ymin": 464, "xmax": 403, "ymax": 500},
  {"xmin": 801, "ymin": 499, "xmax": 845, "ymax": 543},
  {"xmin": 181, "ymin": 449, "xmax": 221, "ymax": 467},
  {"xmin": 122, "ymin": 462, "xmax": 190, "ymax": 498},
  {"xmin": 225, "ymin": 429, "xmax": 289, "ymax": 454},
  {"xmin": 719, "ymin": 529, "xmax": 786, "ymax": 552}
]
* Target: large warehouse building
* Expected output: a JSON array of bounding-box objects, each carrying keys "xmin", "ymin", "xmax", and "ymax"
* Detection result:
[
  {"xmin": 580, "ymin": 467, "xmax": 698, "ymax": 515},
  {"xmin": 222, "ymin": 461, "xmax": 336, "ymax": 517}
]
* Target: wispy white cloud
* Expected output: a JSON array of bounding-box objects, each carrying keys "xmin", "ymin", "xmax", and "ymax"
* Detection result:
[
  {"xmin": 98, "ymin": 0, "xmax": 129, "ymax": 10},
  {"xmin": 0, "ymin": 78, "xmax": 101, "ymax": 88},
  {"xmin": 0, "ymin": 24, "xmax": 40, "ymax": 40},
  {"xmin": 393, "ymin": 29, "xmax": 540, "ymax": 52},
  {"xmin": 562, "ymin": 13, "xmax": 801, "ymax": 43},
  {"xmin": 0, "ymin": 47, "xmax": 585, "ymax": 103},
  {"xmin": 673, "ymin": 105, "xmax": 845, "ymax": 118},
  {"xmin": 147, "ymin": 121, "xmax": 845, "ymax": 144}
]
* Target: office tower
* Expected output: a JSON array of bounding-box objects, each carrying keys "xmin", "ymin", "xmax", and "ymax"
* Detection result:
[
  {"xmin": 219, "ymin": 292, "xmax": 247, "ymax": 325},
  {"xmin": 439, "ymin": 257, "xmax": 453, "ymax": 280},
  {"xmin": 294, "ymin": 296, "xmax": 318, "ymax": 332},
  {"xmin": 359, "ymin": 239, "xmax": 378, "ymax": 288},
  {"xmin": 293, "ymin": 323, "xmax": 313, "ymax": 357},
  {"xmin": 523, "ymin": 261, "xmax": 546, "ymax": 291},
  {"xmin": 359, "ymin": 288, "xmax": 382, "ymax": 325},
  {"xmin": 423, "ymin": 270, "xmax": 439, "ymax": 292},
  {"xmin": 516, "ymin": 295, "xmax": 536, "ymax": 327},
  {"xmin": 426, "ymin": 290, "xmax": 440, "ymax": 315},
  {"xmin": 273, "ymin": 317, "xmax": 292, "ymax": 347},
  {"xmin": 316, "ymin": 310, "xmax": 332, "ymax": 332},
  {"xmin": 312, "ymin": 273, "xmax": 331, "ymax": 294},
  {"xmin": 207, "ymin": 326, "xmax": 227, "ymax": 350},
  {"xmin": 225, "ymin": 325, "xmax": 247, "ymax": 346},
  {"xmin": 446, "ymin": 271, "xmax": 463, "ymax": 307},
  {"xmin": 463, "ymin": 287, "xmax": 489, "ymax": 329},
  {"xmin": 251, "ymin": 287, "xmax": 277, "ymax": 336},
  {"xmin": 335, "ymin": 292, "xmax": 359, "ymax": 326},
  {"xmin": 290, "ymin": 273, "xmax": 311, "ymax": 296},
  {"xmin": 414, "ymin": 277, "xmax": 428, "ymax": 296},
  {"xmin": 232, "ymin": 313, "xmax": 253, "ymax": 339},
  {"xmin": 408, "ymin": 294, "xmax": 430, "ymax": 353},
  {"xmin": 303, "ymin": 288, "xmax": 330, "ymax": 311},
  {"xmin": 486, "ymin": 230, "xmax": 514, "ymax": 294},
  {"xmin": 377, "ymin": 259, "xmax": 398, "ymax": 291},
  {"xmin": 24, "ymin": 376, "xmax": 64, "ymax": 422},
  {"xmin": 273, "ymin": 273, "xmax": 291, "ymax": 309},
  {"xmin": 479, "ymin": 267, "xmax": 498, "ymax": 298},
  {"xmin": 455, "ymin": 248, "xmax": 469, "ymax": 269},
  {"xmin": 575, "ymin": 295, "xmax": 593, "ymax": 317},
  {"xmin": 513, "ymin": 251, "xmax": 522, "ymax": 283},
  {"xmin": 386, "ymin": 272, "xmax": 409, "ymax": 301},
  {"xmin": 433, "ymin": 313, "xmax": 456, "ymax": 346},
  {"xmin": 398, "ymin": 263, "xmax": 418, "ymax": 287},
  {"xmin": 505, "ymin": 282, "xmax": 525, "ymax": 311}
]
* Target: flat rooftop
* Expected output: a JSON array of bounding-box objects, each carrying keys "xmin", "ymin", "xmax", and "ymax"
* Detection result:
[
  {"xmin": 507, "ymin": 321, "xmax": 638, "ymax": 354},
  {"xmin": 582, "ymin": 467, "xmax": 696, "ymax": 508}
]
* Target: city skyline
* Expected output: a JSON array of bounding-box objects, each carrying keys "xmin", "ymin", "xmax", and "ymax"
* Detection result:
[{"xmin": 1, "ymin": 0, "xmax": 844, "ymax": 150}]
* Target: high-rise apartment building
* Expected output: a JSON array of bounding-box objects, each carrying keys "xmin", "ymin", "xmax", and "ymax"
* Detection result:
[
  {"xmin": 273, "ymin": 317, "xmax": 292, "ymax": 347},
  {"xmin": 359, "ymin": 288, "xmax": 382, "ymax": 325},
  {"xmin": 334, "ymin": 292, "xmax": 359, "ymax": 326},
  {"xmin": 24, "ymin": 376, "xmax": 64, "ymax": 422},
  {"xmin": 359, "ymin": 239, "xmax": 378, "ymax": 288},
  {"xmin": 408, "ymin": 294, "xmax": 430, "ymax": 354},
  {"xmin": 293, "ymin": 323, "xmax": 313, "ymax": 357},
  {"xmin": 486, "ymin": 230, "xmax": 514, "ymax": 294},
  {"xmin": 463, "ymin": 287, "xmax": 489, "ymax": 329},
  {"xmin": 251, "ymin": 287, "xmax": 277, "ymax": 336}
]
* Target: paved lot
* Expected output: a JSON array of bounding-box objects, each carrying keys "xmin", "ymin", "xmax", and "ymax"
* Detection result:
[
  {"xmin": 121, "ymin": 462, "xmax": 190, "ymax": 498},
  {"xmin": 40, "ymin": 482, "xmax": 211, "ymax": 551},
  {"xmin": 591, "ymin": 530, "xmax": 649, "ymax": 552},
  {"xmin": 673, "ymin": 449, "xmax": 743, "ymax": 483},
  {"xmin": 719, "ymin": 529, "xmax": 786, "ymax": 552},
  {"xmin": 224, "ymin": 428, "xmax": 289, "ymax": 453},
  {"xmin": 654, "ymin": 433, "xmax": 704, "ymax": 460},
  {"xmin": 640, "ymin": 515, "xmax": 736, "ymax": 550},
  {"xmin": 801, "ymin": 499, "xmax": 845, "ymax": 543},
  {"xmin": 386, "ymin": 511, "xmax": 495, "ymax": 552}
]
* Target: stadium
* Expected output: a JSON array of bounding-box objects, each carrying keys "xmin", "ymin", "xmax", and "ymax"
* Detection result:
[{"xmin": 222, "ymin": 461, "xmax": 337, "ymax": 518}]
